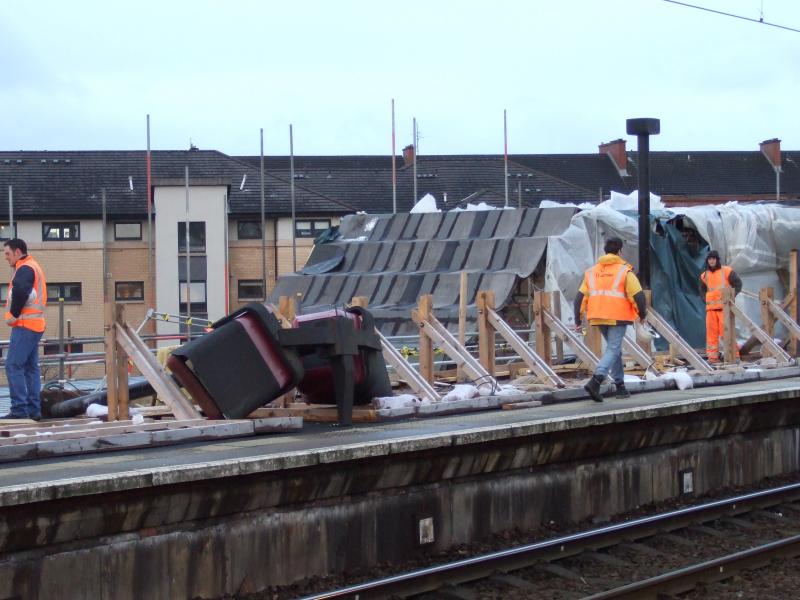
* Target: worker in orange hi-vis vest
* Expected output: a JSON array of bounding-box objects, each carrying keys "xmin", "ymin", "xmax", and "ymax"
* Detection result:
[
  {"xmin": 2, "ymin": 238, "xmax": 47, "ymax": 420},
  {"xmin": 699, "ymin": 250, "xmax": 742, "ymax": 363},
  {"xmin": 573, "ymin": 237, "xmax": 647, "ymax": 403}
]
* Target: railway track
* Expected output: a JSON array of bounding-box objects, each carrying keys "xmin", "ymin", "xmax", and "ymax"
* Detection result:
[{"xmin": 300, "ymin": 482, "xmax": 800, "ymax": 599}]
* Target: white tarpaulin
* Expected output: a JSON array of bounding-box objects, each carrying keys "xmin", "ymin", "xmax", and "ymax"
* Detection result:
[{"xmin": 544, "ymin": 198, "xmax": 800, "ymax": 347}]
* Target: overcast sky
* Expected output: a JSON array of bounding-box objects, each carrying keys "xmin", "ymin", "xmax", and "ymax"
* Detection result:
[{"xmin": 1, "ymin": 0, "xmax": 798, "ymax": 156}]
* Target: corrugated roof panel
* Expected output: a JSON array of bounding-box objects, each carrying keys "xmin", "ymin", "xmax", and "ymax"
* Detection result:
[{"xmin": 270, "ymin": 207, "xmax": 575, "ymax": 333}]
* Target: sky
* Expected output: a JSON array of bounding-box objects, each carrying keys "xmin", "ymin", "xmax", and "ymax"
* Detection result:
[{"xmin": 1, "ymin": 0, "xmax": 799, "ymax": 156}]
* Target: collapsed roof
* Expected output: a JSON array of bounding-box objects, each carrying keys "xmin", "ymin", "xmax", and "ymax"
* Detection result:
[{"xmin": 271, "ymin": 207, "xmax": 576, "ymax": 334}]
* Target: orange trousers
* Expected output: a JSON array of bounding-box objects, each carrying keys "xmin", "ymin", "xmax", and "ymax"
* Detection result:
[{"xmin": 706, "ymin": 309, "xmax": 739, "ymax": 362}]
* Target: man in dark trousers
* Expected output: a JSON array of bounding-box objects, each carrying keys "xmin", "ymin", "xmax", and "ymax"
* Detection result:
[
  {"xmin": 699, "ymin": 250, "xmax": 742, "ymax": 363},
  {"xmin": 2, "ymin": 239, "xmax": 47, "ymax": 420},
  {"xmin": 574, "ymin": 237, "xmax": 647, "ymax": 402}
]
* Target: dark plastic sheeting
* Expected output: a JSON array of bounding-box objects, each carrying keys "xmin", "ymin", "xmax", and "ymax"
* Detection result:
[{"xmin": 271, "ymin": 207, "xmax": 575, "ymax": 333}]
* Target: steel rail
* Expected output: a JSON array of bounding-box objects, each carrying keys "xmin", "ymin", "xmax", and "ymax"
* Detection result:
[
  {"xmin": 584, "ymin": 533, "xmax": 800, "ymax": 599},
  {"xmin": 300, "ymin": 482, "xmax": 800, "ymax": 600}
]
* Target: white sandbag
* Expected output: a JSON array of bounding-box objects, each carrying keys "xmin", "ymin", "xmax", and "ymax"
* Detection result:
[
  {"xmin": 373, "ymin": 394, "xmax": 421, "ymax": 409},
  {"xmin": 85, "ymin": 403, "xmax": 109, "ymax": 417},
  {"xmin": 441, "ymin": 384, "xmax": 480, "ymax": 403}
]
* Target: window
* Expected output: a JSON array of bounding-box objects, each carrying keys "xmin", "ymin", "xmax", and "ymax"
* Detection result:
[
  {"xmin": 43, "ymin": 222, "xmax": 80, "ymax": 241},
  {"xmin": 114, "ymin": 222, "xmax": 142, "ymax": 240},
  {"xmin": 115, "ymin": 281, "xmax": 144, "ymax": 302},
  {"xmin": 44, "ymin": 342, "xmax": 84, "ymax": 355},
  {"xmin": 295, "ymin": 219, "xmax": 331, "ymax": 238},
  {"xmin": 0, "ymin": 284, "xmax": 7, "ymax": 302},
  {"xmin": 178, "ymin": 222, "xmax": 206, "ymax": 252},
  {"xmin": 237, "ymin": 220, "xmax": 262, "ymax": 240},
  {"xmin": 47, "ymin": 282, "xmax": 82, "ymax": 303},
  {"xmin": 179, "ymin": 281, "xmax": 207, "ymax": 312},
  {"xmin": 238, "ymin": 279, "xmax": 264, "ymax": 300},
  {"xmin": 0, "ymin": 224, "xmax": 15, "ymax": 241}
]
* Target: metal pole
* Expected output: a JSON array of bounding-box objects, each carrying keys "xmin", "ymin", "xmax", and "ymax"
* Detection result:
[
  {"xmin": 626, "ymin": 118, "xmax": 660, "ymax": 290},
  {"xmin": 58, "ymin": 298, "xmax": 65, "ymax": 381},
  {"xmin": 504, "ymin": 109, "xmax": 509, "ymax": 208},
  {"xmin": 184, "ymin": 166, "xmax": 192, "ymax": 339},
  {"xmin": 637, "ymin": 133, "xmax": 651, "ymax": 288},
  {"xmin": 260, "ymin": 128, "xmax": 267, "ymax": 298},
  {"xmin": 290, "ymin": 124, "xmax": 296, "ymax": 272},
  {"xmin": 413, "ymin": 118, "xmax": 418, "ymax": 204},
  {"xmin": 391, "ymin": 99, "xmax": 397, "ymax": 214},
  {"xmin": 7, "ymin": 185, "xmax": 12, "ymax": 237},
  {"xmin": 517, "ymin": 181, "xmax": 522, "ymax": 209},
  {"xmin": 146, "ymin": 115, "xmax": 153, "ymax": 310},
  {"xmin": 102, "ymin": 188, "xmax": 108, "ymax": 300}
]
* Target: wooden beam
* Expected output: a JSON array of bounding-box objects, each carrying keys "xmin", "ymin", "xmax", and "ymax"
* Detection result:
[
  {"xmin": 622, "ymin": 336, "xmax": 655, "ymax": 370},
  {"xmin": 104, "ymin": 297, "xmax": 119, "ymax": 422},
  {"xmin": 730, "ymin": 301, "xmax": 792, "ymax": 362},
  {"xmin": 486, "ymin": 307, "xmax": 564, "ymax": 387},
  {"xmin": 415, "ymin": 294, "xmax": 434, "ymax": 385},
  {"xmin": 278, "ymin": 295, "xmax": 297, "ymax": 323},
  {"xmin": 349, "ymin": 296, "xmax": 369, "ymax": 308},
  {"xmin": 645, "ymin": 308, "xmax": 713, "ymax": 373},
  {"xmin": 541, "ymin": 308, "xmax": 600, "ymax": 369},
  {"xmin": 586, "ymin": 324, "xmax": 603, "ymax": 359},
  {"xmin": 721, "ymin": 287, "xmax": 738, "ymax": 364},
  {"xmin": 114, "ymin": 321, "xmax": 201, "ymax": 421},
  {"xmin": 422, "ymin": 314, "xmax": 496, "ymax": 387},
  {"xmin": 740, "ymin": 292, "xmax": 793, "ymax": 355},
  {"xmin": 115, "ymin": 304, "xmax": 130, "ymax": 421},
  {"xmin": 552, "ymin": 290, "xmax": 565, "ymax": 363},
  {"xmin": 533, "ymin": 291, "xmax": 552, "ymax": 366},
  {"xmin": 375, "ymin": 328, "xmax": 440, "ymax": 403},
  {"xmin": 790, "ymin": 249, "xmax": 799, "ymax": 357},
  {"xmin": 765, "ymin": 295, "xmax": 800, "ymax": 342},
  {"xmin": 760, "ymin": 287, "xmax": 776, "ymax": 341},
  {"xmin": 476, "ymin": 290, "xmax": 496, "ymax": 376},
  {"xmin": 267, "ymin": 303, "xmax": 292, "ymax": 329}
]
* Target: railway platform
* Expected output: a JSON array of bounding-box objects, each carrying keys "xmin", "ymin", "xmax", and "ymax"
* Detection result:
[{"xmin": 1, "ymin": 373, "xmax": 800, "ymax": 598}]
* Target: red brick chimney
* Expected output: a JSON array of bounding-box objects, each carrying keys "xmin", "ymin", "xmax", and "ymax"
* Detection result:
[
  {"xmin": 599, "ymin": 139, "xmax": 628, "ymax": 176},
  {"xmin": 760, "ymin": 138, "xmax": 782, "ymax": 170},
  {"xmin": 402, "ymin": 144, "xmax": 415, "ymax": 167}
]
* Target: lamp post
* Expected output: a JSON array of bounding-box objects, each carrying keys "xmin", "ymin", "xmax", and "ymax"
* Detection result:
[{"xmin": 626, "ymin": 117, "xmax": 660, "ymax": 289}]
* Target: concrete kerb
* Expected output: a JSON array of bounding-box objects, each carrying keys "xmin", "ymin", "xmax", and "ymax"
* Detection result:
[
  {"xmin": 387, "ymin": 434, "xmax": 455, "ymax": 455},
  {"xmin": 1, "ymin": 383, "xmax": 799, "ymax": 509}
]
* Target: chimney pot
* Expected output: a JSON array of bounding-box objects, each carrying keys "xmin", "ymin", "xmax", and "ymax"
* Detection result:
[
  {"xmin": 760, "ymin": 138, "xmax": 781, "ymax": 170},
  {"xmin": 599, "ymin": 138, "xmax": 628, "ymax": 176},
  {"xmin": 402, "ymin": 144, "xmax": 415, "ymax": 168}
]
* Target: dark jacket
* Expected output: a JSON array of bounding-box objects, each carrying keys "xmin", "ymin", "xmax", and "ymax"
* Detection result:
[{"xmin": 8, "ymin": 260, "xmax": 35, "ymax": 319}]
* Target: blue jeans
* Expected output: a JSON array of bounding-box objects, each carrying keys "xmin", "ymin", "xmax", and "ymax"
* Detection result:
[
  {"xmin": 594, "ymin": 324, "xmax": 627, "ymax": 386},
  {"xmin": 5, "ymin": 327, "xmax": 43, "ymax": 417}
]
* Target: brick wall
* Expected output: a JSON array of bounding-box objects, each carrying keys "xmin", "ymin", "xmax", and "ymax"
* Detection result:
[{"xmin": 228, "ymin": 240, "xmax": 313, "ymax": 311}]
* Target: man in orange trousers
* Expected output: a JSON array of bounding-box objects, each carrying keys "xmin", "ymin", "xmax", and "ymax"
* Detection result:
[{"xmin": 699, "ymin": 250, "xmax": 742, "ymax": 363}]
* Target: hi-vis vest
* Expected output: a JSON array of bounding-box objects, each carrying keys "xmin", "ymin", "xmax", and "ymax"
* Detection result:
[
  {"xmin": 700, "ymin": 266, "xmax": 732, "ymax": 311},
  {"xmin": 5, "ymin": 255, "xmax": 47, "ymax": 333},
  {"xmin": 584, "ymin": 262, "xmax": 637, "ymax": 322}
]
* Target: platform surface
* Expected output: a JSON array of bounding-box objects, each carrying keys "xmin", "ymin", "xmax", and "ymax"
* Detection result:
[{"xmin": 1, "ymin": 376, "xmax": 799, "ymax": 504}]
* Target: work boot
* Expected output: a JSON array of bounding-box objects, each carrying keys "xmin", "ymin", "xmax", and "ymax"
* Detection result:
[
  {"xmin": 583, "ymin": 375, "xmax": 604, "ymax": 403},
  {"xmin": 615, "ymin": 384, "xmax": 631, "ymax": 399},
  {"xmin": 0, "ymin": 413, "xmax": 28, "ymax": 420}
]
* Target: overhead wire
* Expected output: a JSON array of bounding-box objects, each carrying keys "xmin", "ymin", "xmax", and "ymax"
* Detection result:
[{"xmin": 662, "ymin": 0, "xmax": 800, "ymax": 34}]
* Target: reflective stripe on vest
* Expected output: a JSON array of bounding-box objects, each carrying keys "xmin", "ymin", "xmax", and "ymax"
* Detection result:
[
  {"xmin": 5, "ymin": 255, "xmax": 47, "ymax": 332},
  {"xmin": 584, "ymin": 261, "xmax": 637, "ymax": 322},
  {"xmin": 701, "ymin": 266, "xmax": 731, "ymax": 310}
]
